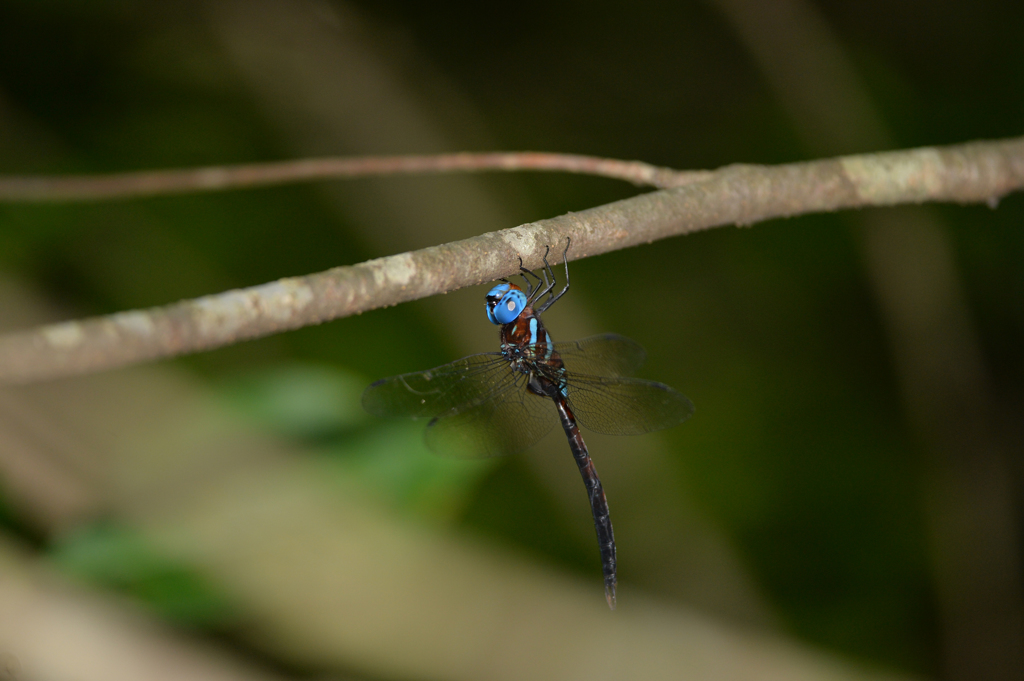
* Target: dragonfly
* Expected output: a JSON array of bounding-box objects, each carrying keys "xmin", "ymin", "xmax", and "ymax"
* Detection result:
[{"xmin": 362, "ymin": 239, "xmax": 694, "ymax": 609}]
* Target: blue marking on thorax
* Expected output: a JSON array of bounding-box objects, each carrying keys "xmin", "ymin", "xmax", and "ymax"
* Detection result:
[{"xmin": 529, "ymin": 318, "xmax": 538, "ymax": 345}]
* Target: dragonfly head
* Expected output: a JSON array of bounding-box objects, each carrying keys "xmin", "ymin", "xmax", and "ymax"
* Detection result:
[{"xmin": 485, "ymin": 282, "xmax": 527, "ymax": 325}]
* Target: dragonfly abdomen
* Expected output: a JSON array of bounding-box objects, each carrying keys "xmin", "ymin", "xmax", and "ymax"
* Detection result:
[{"xmin": 555, "ymin": 396, "xmax": 617, "ymax": 610}]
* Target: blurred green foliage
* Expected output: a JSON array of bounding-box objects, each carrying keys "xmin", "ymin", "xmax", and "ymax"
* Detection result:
[
  {"xmin": 0, "ymin": 0, "xmax": 1022, "ymax": 678},
  {"xmin": 221, "ymin": 363, "xmax": 497, "ymax": 520},
  {"xmin": 52, "ymin": 523, "xmax": 238, "ymax": 628}
]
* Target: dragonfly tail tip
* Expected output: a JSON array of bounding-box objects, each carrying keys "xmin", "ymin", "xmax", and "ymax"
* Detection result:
[{"xmin": 605, "ymin": 585, "xmax": 617, "ymax": 610}]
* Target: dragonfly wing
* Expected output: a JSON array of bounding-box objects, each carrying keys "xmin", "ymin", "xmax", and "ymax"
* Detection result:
[
  {"xmin": 426, "ymin": 372, "xmax": 558, "ymax": 458},
  {"xmin": 565, "ymin": 374, "xmax": 694, "ymax": 436},
  {"xmin": 551, "ymin": 334, "xmax": 647, "ymax": 378},
  {"xmin": 362, "ymin": 352, "xmax": 508, "ymax": 419}
]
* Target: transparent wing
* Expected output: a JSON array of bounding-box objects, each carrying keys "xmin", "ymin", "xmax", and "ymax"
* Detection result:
[
  {"xmin": 362, "ymin": 335, "xmax": 646, "ymax": 419},
  {"xmin": 363, "ymin": 352, "xmax": 558, "ymax": 458},
  {"xmin": 426, "ymin": 372, "xmax": 558, "ymax": 458},
  {"xmin": 363, "ymin": 333, "xmax": 689, "ymax": 457},
  {"xmin": 550, "ymin": 334, "xmax": 647, "ymax": 378},
  {"xmin": 361, "ymin": 352, "xmax": 508, "ymax": 419},
  {"xmin": 564, "ymin": 373, "xmax": 695, "ymax": 436}
]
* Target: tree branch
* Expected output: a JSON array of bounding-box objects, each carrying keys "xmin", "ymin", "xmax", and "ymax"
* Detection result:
[
  {"xmin": 0, "ymin": 152, "xmax": 710, "ymax": 202},
  {"xmin": 1, "ymin": 136, "xmax": 1022, "ymax": 383}
]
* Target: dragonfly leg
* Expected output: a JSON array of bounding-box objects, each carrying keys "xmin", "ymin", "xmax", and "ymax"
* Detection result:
[
  {"xmin": 536, "ymin": 237, "xmax": 571, "ymax": 314},
  {"xmin": 518, "ymin": 255, "xmax": 542, "ymax": 300},
  {"xmin": 528, "ymin": 245, "xmax": 558, "ymax": 305},
  {"xmin": 537, "ymin": 247, "xmax": 552, "ymax": 294}
]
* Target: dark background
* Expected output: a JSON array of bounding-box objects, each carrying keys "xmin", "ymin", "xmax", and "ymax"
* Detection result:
[{"xmin": 0, "ymin": 1, "xmax": 1021, "ymax": 680}]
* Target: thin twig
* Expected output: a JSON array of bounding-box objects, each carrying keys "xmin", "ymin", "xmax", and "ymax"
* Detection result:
[
  {"xmin": 1, "ymin": 136, "xmax": 1022, "ymax": 383},
  {"xmin": 0, "ymin": 152, "xmax": 710, "ymax": 202}
]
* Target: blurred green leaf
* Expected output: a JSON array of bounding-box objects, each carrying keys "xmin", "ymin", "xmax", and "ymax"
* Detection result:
[
  {"xmin": 221, "ymin": 363, "xmax": 368, "ymax": 440},
  {"xmin": 327, "ymin": 421, "xmax": 495, "ymax": 522},
  {"xmin": 51, "ymin": 523, "xmax": 236, "ymax": 629},
  {"xmin": 219, "ymin": 362, "xmax": 495, "ymax": 521}
]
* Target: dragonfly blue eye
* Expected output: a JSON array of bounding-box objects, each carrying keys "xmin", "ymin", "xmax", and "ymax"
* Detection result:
[
  {"xmin": 486, "ymin": 285, "xmax": 527, "ymax": 325},
  {"xmin": 486, "ymin": 283, "xmax": 511, "ymax": 298},
  {"xmin": 493, "ymin": 290, "xmax": 526, "ymax": 324}
]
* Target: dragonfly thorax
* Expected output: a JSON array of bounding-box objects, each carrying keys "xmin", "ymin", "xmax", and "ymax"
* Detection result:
[{"xmin": 499, "ymin": 312, "xmax": 567, "ymax": 399}]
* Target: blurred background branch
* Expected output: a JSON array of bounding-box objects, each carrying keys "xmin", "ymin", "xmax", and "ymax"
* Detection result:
[
  {"xmin": 0, "ymin": 152, "xmax": 713, "ymax": 202},
  {"xmin": 0, "ymin": 137, "xmax": 1021, "ymax": 384}
]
